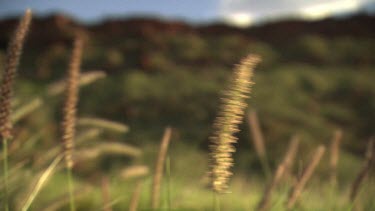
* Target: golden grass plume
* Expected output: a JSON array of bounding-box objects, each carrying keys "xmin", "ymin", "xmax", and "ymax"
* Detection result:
[{"xmin": 209, "ymin": 54, "xmax": 260, "ymax": 194}]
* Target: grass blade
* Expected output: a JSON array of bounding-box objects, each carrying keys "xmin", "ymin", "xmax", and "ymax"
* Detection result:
[
  {"xmin": 151, "ymin": 127, "xmax": 172, "ymax": 209},
  {"xmin": 21, "ymin": 155, "xmax": 63, "ymax": 211}
]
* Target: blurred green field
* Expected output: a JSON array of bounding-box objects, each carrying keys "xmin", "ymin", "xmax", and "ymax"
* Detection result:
[
  {"xmin": 6, "ymin": 139, "xmax": 375, "ymax": 210},
  {"xmin": 0, "ymin": 15, "xmax": 375, "ymax": 210}
]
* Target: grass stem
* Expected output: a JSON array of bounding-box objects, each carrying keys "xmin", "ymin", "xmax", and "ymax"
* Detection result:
[
  {"xmin": 67, "ymin": 167, "xmax": 76, "ymax": 211},
  {"xmin": 166, "ymin": 156, "xmax": 171, "ymax": 211},
  {"xmin": 151, "ymin": 127, "xmax": 172, "ymax": 209},
  {"xmin": 214, "ymin": 192, "xmax": 221, "ymax": 211},
  {"xmin": 248, "ymin": 110, "xmax": 271, "ymax": 180},
  {"xmin": 2, "ymin": 138, "xmax": 9, "ymax": 211},
  {"xmin": 260, "ymin": 156, "xmax": 272, "ymax": 181}
]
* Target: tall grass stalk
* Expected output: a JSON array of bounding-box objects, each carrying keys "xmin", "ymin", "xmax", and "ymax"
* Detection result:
[
  {"xmin": 101, "ymin": 176, "xmax": 112, "ymax": 211},
  {"xmin": 257, "ymin": 136, "xmax": 299, "ymax": 211},
  {"xmin": 0, "ymin": 9, "xmax": 32, "ymax": 211},
  {"xmin": 2, "ymin": 138, "xmax": 9, "ymax": 211},
  {"xmin": 282, "ymin": 135, "xmax": 300, "ymax": 182},
  {"xmin": 350, "ymin": 138, "xmax": 374, "ymax": 202},
  {"xmin": 129, "ymin": 181, "xmax": 143, "ymax": 211},
  {"xmin": 166, "ymin": 156, "xmax": 171, "ymax": 211},
  {"xmin": 151, "ymin": 127, "xmax": 172, "ymax": 209},
  {"xmin": 330, "ymin": 129, "xmax": 343, "ymax": 186},
  {"xmin": 286, "ymin": 145, "xmax": 325, "ymax": 209},
  {"xmin": 248, "ymin": 110, "xmax": 271, "ymax": 179},
  {"xmin": 61, "ymin": 33, "xmax": 84, "ymax": 211}
]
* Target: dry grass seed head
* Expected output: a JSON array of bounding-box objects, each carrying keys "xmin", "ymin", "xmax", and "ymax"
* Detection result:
[
  {"xmin": 61, "ymin": 33, "xmax": 84, "ymax": 169},
  {"xmin": 209, "ymin": 54, "xmax": 260, "ymax": 194},
  {"xmin": 0, "ymin": 9, "xmax": 32, "ymax": 139}
]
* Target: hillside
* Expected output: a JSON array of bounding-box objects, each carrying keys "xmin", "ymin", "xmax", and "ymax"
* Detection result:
[{"xmin": 0, "ymin": 13, "xmax": 374, "ymax": 154}]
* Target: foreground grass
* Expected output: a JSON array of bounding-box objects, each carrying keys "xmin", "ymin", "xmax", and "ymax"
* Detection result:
[{"xmin": 7, "ymin": 140, "xmax": 372, "ymax": 211}]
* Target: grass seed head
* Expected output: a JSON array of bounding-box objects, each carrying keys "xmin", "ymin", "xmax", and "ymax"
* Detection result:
[
  {"xmin": 62, "ymin": 33, "xmax": 84, "ymax": 169},
  {"xmin": 0, "ymin": 9, "xmax": 32, "ymax": 139},
  {"xmin": 209, "ymin": 54, "xmax": 260, "ymax": 193}
]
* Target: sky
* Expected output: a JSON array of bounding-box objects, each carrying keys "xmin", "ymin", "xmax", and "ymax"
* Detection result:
[{"xmin": 0, "ymin": 0, "xmax": 374, "ymax": 27}]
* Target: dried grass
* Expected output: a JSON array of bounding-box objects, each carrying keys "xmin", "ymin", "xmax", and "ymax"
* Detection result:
[
  {"xmin": 101, "ymin": 176, "xmax": 112, "ymax": 211},
  {"xmin": 61, "ymin": 34, "xmax": 83, "ymax": 169},
  {"xmin": 151, "ymin": 127, "xmax": 172, "ymax": 209},
  {"xmin": 78, "ymin": 117, "xmax": 129, "ymax": 134},
  {"xmin": 120, "ymin": 165, "xmax": 149, "ymax": 180},
  {"xmin": 209, "ymin": 54, "xmax": 260, "ymax": 193},
  {"xmin": 0, "ymin": 9, "xmax": 32, "ymax": 139},
  {"xmin": 330, "ymin": 129, "xmax": 343, "ymax": 185},
  {"xmin": 350, "ymin": 138, "xmax": 374, "ymax": 202},
  {"xmin": 47, "ymin": 71, "xmax": 106, "ymax": 96},
  {"xmin": 20, "ymin": 155, "xmax": 63, "ymax": 211},
  {"xmin": 257, "ymin": 135, "xmax": 299, "ymax": 211},
  {"xmin": 286, "ymin": 145, "xmax": 325, "ymax": 209},
  {"xmin": 248, "ymin": 109, "xmax": 271, "ymax": 178},
  {"xmin": 129, "ymin": 181, "xmax": 143, "ymax": 211}
]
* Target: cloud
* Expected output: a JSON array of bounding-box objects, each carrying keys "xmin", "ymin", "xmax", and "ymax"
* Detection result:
[
  {"xmin": 298, "ymin": 0, "xmax": 361, "ymax": 19},
  {"xmin": 223, "ymin": 12, "xmax": 254, "ymax": 27},
  {"xmin": 219, "ymin": 0, "xmax": 366, "ymax": 26}
]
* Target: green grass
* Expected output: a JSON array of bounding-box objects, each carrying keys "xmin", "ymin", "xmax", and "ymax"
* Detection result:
[
  {"xmin": 2, "ymin": 137, "xmax": 9, "ymax": 211},
  {"xmin": 1, "ymin": 137, "xmax": 375, "ymax": 210}
]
